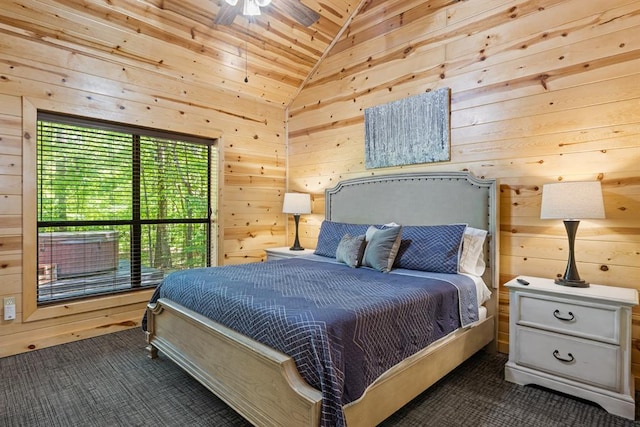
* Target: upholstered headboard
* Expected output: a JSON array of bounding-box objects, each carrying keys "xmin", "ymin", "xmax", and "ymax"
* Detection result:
[{"xmin": 324, "ymin": 171, "xmax": 499, "ymax": 289}]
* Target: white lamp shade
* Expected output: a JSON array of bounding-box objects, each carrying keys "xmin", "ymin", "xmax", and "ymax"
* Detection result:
[
  {"xmin": 283, "ymin": 193, "xmax": 311, "ymax": 215},
  {"xmin": 540, "ymin": 181, "xmax": 605, "ymax": 220}
]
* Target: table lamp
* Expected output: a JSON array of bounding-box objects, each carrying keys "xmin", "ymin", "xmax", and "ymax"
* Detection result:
[
  {"xmin": 282, "ymin": 193, "xmax": 311, "ymax": 251},
  {"xmin": 540, "ymin": 181, "xmax": 605, "ymax": 287}
]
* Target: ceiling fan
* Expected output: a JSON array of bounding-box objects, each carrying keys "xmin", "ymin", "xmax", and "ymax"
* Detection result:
[{"xmin": 215, "ymin": 0, "xmax": 320, "ymax": 27}]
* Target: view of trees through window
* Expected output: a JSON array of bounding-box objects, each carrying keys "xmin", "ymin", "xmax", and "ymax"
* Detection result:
[{"xmin": 36, "ymin": 113, "xmax": 215, "ymax": 303}]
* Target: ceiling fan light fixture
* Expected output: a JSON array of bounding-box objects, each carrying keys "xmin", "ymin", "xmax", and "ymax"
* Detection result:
[
  {"xmin": 243, "ymin": 0, "xmax": 262, "ymax": 16},
  {"xmin": 222, "ymin": 0, "xmax": 272, "ymax": 17}
]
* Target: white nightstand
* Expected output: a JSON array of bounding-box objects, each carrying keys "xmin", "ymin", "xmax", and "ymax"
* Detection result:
[
  {"xmin": 504, "ymin": 276, "xmax": 638, "ymax": 420},
  {"xmin": 265, "ymin": 246, "xmax": 315, "ymax": 261}
]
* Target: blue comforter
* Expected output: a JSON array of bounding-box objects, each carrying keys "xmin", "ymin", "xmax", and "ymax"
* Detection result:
[{"xmin": 144, "ymin": 257, "xmax": 478, "ymax": 427}]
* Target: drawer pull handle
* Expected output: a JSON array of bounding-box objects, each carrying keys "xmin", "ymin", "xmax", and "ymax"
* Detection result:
[
  {"xmin": 553, "ymin": 350, "xmax": 575, "ymax": 363},
  {"xmin": 553, "ymin": 309, "xmax": 574, "ymax": 321}
]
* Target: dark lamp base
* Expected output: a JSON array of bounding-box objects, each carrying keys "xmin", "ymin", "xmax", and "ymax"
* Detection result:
[
  {"xmin": 289, "ymin": 214, "xmax": 304, "ymax": 251},
  {"xmin": 555, "ymin": 278, "xmax": 590, "ymax": 288}
]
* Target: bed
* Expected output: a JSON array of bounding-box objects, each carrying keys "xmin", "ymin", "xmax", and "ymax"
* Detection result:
[{"xmin": 144, "ymin": 171, "xmax": 499, "ymax": 427}]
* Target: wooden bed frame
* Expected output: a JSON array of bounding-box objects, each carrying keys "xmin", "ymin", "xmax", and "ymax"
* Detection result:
[{"xmin": 145, "ymin": 171, "xmax": 499, "ymax": 427}]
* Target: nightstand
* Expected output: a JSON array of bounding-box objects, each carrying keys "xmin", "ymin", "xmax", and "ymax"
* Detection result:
[
  {"xmin": 504, "ymin": 276, "xmax": 638, "ymax": 420},
  {"xmin": 265, "ymin": 246, "xmax": 315, "ymax": 261}
]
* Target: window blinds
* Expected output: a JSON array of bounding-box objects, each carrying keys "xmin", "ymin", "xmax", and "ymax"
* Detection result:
[{"xmin": 36, "ymin": 114, "xmax": 214, "ymax": 303}]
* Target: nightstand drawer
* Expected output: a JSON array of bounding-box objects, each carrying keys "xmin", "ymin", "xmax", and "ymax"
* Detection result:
[
  {"xmin": 514, "ymin": 327, "xmax": 621, "ymax": 391},
  {"xmin": 517, "ymin": 294, "xmax": 619, "ymax": 343}
]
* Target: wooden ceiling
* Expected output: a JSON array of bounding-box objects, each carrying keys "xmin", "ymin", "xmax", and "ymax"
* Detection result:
[
  {"xmin": 0, "ymin": 0, "xmax": 359, "ymax": 107},
  {"xmin": 148, "ymin": 0, "xmax": 361, "ymax": 106}
]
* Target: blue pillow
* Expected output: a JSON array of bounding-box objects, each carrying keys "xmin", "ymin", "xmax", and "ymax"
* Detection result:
[
  {"xmin": 394, "ymin": 224, "xmax": 467, "ymax": 273},
  {"xmin": 314, "ymin": 221, "xmax": 370, "ymax": 258}
]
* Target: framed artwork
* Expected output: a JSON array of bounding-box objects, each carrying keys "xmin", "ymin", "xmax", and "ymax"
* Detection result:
[{"xmin": 364, "ymin": 88, "xmax": 450, "ymax": 169}]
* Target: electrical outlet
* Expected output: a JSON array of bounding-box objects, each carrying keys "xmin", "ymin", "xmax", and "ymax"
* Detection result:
[{"xmin": 4, "ymin": 297, "xmax": 16, "ymax": 321}]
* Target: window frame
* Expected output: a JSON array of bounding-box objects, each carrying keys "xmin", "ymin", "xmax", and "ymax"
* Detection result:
[{"xmin": 22, "ymin": 99, "xmax": 221, "ymax": 322}]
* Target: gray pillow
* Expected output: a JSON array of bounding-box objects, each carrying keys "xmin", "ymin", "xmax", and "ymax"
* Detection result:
[
  {"xmin": 362, "ymin": 226, "xmax": 402, "ymax": 272},
  {"xmin": 335, "ymin": 234, "xmax": 366, "ymax": 268}
]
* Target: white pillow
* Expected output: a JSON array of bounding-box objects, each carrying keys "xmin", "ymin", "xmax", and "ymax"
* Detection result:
[{"xmin": 458, "ymin": 227, "xmax": 488, "ymax": 276}]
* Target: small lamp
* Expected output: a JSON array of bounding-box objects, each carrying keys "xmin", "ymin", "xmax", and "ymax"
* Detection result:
[
  {"xmin": 540, "ymin": 181, "xmax": 605, "ymax": 287},
  {"xmin": 282, "ymin": 193, "xmax": 311, "ymax": 251}
]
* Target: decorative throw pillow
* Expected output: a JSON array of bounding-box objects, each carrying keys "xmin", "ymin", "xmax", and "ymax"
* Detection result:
[
  {"xmin": 335, "ymin": 234, "xmax": 367, "ymax": 268},
  {"xmin": 314, "ymin": 221, "xmax": 370, "ymax": 258},
  {"xmin": 459, "ymin": 227, "xmax": 488, "ymax": 276},
  {"xmin": 362, "ymin": 225, "xmax": 403, "ymax": 273},
  {"xmin": 394, "ymin": 224, "xmax": 467, "ymax": 274}
]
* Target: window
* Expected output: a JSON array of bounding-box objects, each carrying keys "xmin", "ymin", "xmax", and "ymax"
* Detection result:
[{"xmin": 36, "ymin": 112, "xmax": 216, "ymax": 303}]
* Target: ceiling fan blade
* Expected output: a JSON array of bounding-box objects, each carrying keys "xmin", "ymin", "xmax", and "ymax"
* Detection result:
[
  {"xmin": 284, "ymin": 0, "xmax": 320, "ymax": 27},
  {"xmin": 215, "ymin": 2, "xmax": 240, "ymax": 25}
]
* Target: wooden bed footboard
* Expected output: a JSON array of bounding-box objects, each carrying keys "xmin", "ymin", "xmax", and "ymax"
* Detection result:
[
  {"xmin": 146, "ymin": 297, "xmax": 494, "ymax": 427},
  {"xmin": 343, "ymin": 316, "xmax": 494, "ymax": 427},
  {"xmin": 145, "ymin": 298, "xmax": 323, "ymax": 427}
]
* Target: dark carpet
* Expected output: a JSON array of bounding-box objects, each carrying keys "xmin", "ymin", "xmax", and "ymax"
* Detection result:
[{"xmin": 0, "ymin": 328, "xmax": 638, "ymax": 426}]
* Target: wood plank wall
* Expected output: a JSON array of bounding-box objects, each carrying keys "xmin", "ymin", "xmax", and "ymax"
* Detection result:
[
  {"xmin": 0, "ymin": 2, "xmax": 287, "ymax": 356},
  {"xmin": 1, "ymin": 0, "xmax": 639, "ymax": 388},
  {"xmin": 287, "ymin": 0, "xmax": 640, "ymax": 381}
]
